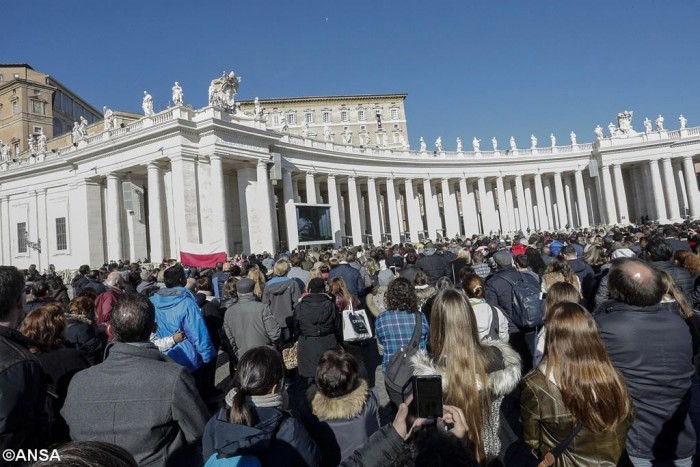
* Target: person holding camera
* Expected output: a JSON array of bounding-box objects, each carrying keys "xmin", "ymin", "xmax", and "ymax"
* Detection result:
[{"xmin": 411, "ymin": 288, "xmax": 521, "ymax": 464}]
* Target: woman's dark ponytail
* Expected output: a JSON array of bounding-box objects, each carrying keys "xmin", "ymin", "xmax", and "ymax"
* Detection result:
[{"xmin": 228, "ymin": 386, "xmax": 253, "ymax": 426}]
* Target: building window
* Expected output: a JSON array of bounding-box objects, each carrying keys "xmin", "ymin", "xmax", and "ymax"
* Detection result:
[
  {"xmin": 341, "ymin": 110, "xmax": 349, "ymax": 122},
  {"xmin": 358, "ymin": 110, "xmax": 366, "ymax": 121},
  {"xmin": 391, "ymin": 108, "xmax": 399, "ymax": 120},
  {"xmin": 305, "ymin": 112, "xmax": 313, "ymax": 124},
  {"xmin": 322, "ymin": 111, "xmax": 331, "ymax": 123},
  {"xmin": 12, "ymin": 101, "xmax": 18, "ymax": 114},
  {"xmin": 17, "ymin": 223, "xmax": 27, "ymax": 254},
  {"xmin": 272, "ymin": 114, "xmax": 280, "ymax": 125},
  {"xmin": 375, "ymin": 109, "xmax": 382, "ymax": 118},
  {"xmin": 56, "ymin": 218, "xmax": 67, "ymax": 251},
  {"xmin": 287, "ymin": 113, "xmax": 296, "ymax": 125},
  {"xmin": 33, "ymin": 126, "xmax": 42, "ymax": 134},
  {"xmin": 30, "ymin": 100, "xmax": 45, "ymax": 115},
  {"xmin": 360, "ymin": 125, "xmax": 366, "ymax": 131}
]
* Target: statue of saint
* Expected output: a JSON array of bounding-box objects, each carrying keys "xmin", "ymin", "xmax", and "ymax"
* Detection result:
[
  {"xmin": 492, "ymin": 137, "xmax": 498, "ymax": 151},
  {"xmin": 37, "ymin": 129, "xmax": 47, "ymax": 154},
  {"xmin": 509, "ymin": 136, "xmax": 516, "ymax": 150},
  {"xmin": 570, "ymin": 131, "xmax": 577, "ymax": 145},
  {"xmin": 0, "ymin": 143, "xmax": 9, "ymax": 162},
  {"xmin": 643, "ymin": 117, "xmax": 652, "ymax": 133},
  {"xmin": 171, "ymin": 82, "xmax": 183, "ymax": 106},
  {"xmin": 28, "ymin": 136, "xmax": 37, "ymax": 155},
  {"xmin": 103, "ymin": 106, "xmax": 115, "ymax": 131},
  {"xmin": 655, "ymin": 114, "xmax": 664, "ymax": 131},
  {"xmin": 302, "ymin": 122, "xmax": 309, "ymax": 138},
  {"xmin": 530, "ymin": 134, "xmax": 538, "ymax": 149},
  {"xmin": 456, "ymin": 137, "xmax": 462, "ymax": 152},
  {"xmin": 342, "ymin": 129, "xmax": 352, "ymax": 145},
  {"xmin": 435, "ymin": 137, "xmax": 442, "ymax": 152},
  {"xmin": 142, "ymin": 91, "xmax": 154, "ymax": 116},
  {"xmin": 594, "ymin": 125, "xmax": 604, "ymax": 139},
  {"xmin": 419, "ymin": 137, "xmax": 427, "ymax": 151},
  {"xmin": 472, "ymin": 137, "xmax": 481, "ymax": 152},
  {"xmin": 399, "ymin": 134, "xmax": 406, "ymax": 148},
  {"xmin": 608, "ymin": 122, "xmax": 617, "ymax": 137},
  {"xmin": 323, "ymin": 125, "xmax": 332, "ymax": 142},
  {"xmin": 71, "ymin": 122, "xmax": 81, "ymax": 144},
  {"xmin": 254, "ymin": 97, "xmax": 263, "ymax": 119},
  {"xmin": 79, "ymin": 116, "xmax": 89, "ymax": 138},
  {"xmin": 550, "ymin": 133, "xmax": 556, "ymax": 147},
  {"xmin": 679, "ymin": 115, "xmax": 688, "ymax": 130},
  {"xmin": 361, "ymin": 132, "xmax": 370, "ymax": 147}
]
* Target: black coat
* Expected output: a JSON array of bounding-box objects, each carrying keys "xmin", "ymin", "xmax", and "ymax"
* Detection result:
[
  {"xmin": 651, "ymin": 260, "xmax": 694, "ymax": 303},
  {"xmin": 595, "ymin": 300, "xmax": 695, "ymax": 460},
  {"xmin": 485, "ymin": 267, "xmax": 540, "ymax": 332},
  {"xmin": 416, "ymin": 253, "xmax": 449, "ymax": 285},
  {"xmin": 294, "ymin": 293, "xmax": 339, "ymax": 378},
  {"xmin": 64, "ymin": 316, "xmax": 105, "ymax": 366},
  {"xmin": 0, "ymin": 326, "xmax": 47, "ymax": 451}
]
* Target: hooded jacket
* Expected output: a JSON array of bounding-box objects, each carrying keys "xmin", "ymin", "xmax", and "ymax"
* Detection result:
[
  {"xmin": 149, "ymin": 287, "xmax": 217, "ymax": 372},
  {"xmin": 411, "ymin": 339, "xmax": 522, "ymax": 461},
  {"xmin": 262, "ymin": 277, "xmax": 301, "ymax": 330},
  {"xmin": 293, "ymin": 293, "xmax": 338, "ymax": 378},
  {"xmin": 567, "ymin": 258, "xmax": 594, "ymax": 299},
  {"xmin": 308, "ymin": 380, "xmax": 380, "ymax": 466},
  {"xmin": 202, "ymin": 406, "xmax": 320, "ymax": 467}
]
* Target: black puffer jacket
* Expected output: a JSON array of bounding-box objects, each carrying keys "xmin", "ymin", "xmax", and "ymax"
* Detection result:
[
  {"xmin": 485, "ymin": 267, "xmax": 540, "ymax": 332},
  {"xmin": 293, "ymin": 293, "xmax": 339, "ymax": 378},
  {"xmin": 416, "ymin": 252, "xmax": 448, "ymax": 285},
  {"xmin": 651, "ymin": 260, "xmax": 694, "ymax": 302},
  {"xmin": 595, "ymin": 300, "xmax": 695, "ymax": 460}
]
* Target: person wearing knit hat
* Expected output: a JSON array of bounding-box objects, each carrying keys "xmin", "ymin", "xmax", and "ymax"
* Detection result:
[{"xmin": 293, "ymin": 276, "xmax": 338, "ymax": 381}]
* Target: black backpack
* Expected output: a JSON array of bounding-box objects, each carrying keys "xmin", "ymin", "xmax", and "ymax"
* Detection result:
[
  {"xmin": 501, "ymin": 272, "xmax": 544, "ymax": 329},
  {"xmin": 384, "ymin": 312, "xmax": 423, "ymax": 397}
]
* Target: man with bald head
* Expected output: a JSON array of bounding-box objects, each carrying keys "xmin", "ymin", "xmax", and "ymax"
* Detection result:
[
  {"xmin": 595, "ymin": 257, "xmax": 695, "ymax": 466},
  {"xmin": 95, "ymin": 271, "xmax": 124, "ymax": 329}
]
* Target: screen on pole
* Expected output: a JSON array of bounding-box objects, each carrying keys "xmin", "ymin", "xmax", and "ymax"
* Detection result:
[{"xmin": 296, "ymin": 204, "xmax": 333, "ymax": 245}]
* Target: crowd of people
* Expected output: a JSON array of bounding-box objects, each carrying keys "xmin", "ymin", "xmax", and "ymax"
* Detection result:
[{"xmin": 2, "ymin": 222, "xmax": 700, "ymax": 466}]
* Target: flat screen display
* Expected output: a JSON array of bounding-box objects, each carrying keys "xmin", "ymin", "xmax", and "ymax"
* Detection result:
[{"xmin": 296, "ymin": 204, "xmax": 333, "ymax": 245}]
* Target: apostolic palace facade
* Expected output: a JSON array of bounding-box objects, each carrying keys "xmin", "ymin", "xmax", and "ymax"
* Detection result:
[{"xmin": 0, "ymin": 70, "xmax": 699, "ymax": 271}]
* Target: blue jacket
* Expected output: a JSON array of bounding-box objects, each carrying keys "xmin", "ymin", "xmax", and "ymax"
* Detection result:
[
  {"xmin": 327, "ymin": 264, "xmax": 365, "ymax": 297},
  {"xmin": 150, "ymin": 287, "xmax": 216, "ymax": 372}
]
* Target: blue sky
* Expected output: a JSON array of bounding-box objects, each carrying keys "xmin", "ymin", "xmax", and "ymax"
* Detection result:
[{"xmin": 3, "ymin": 1, "xmax": 699, "ymax": 149}]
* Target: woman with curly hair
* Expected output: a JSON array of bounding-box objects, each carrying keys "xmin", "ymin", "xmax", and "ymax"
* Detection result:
[
  {"xmin": 20, "ymin": 302, "xmax": 90, "ymax": 443},
  {"xmin": 542, "ymin": 255, "xmax": 581, "ymax": 294},
  {"xmin": 65, "ymin": 296, "xmax": 106, "ymax": 365},
  {"xmin": 375, "ymin": 277, "xmax": 430, "ymax": 406}
]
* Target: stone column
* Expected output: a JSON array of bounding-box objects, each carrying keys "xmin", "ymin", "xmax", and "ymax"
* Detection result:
[
  {"xmin": 649, "ymin": 159, "xmax": 668, "ymax": 222},
  {"xmin": 514, "ymin": 175, "xmax": 529, "ymax": 231},
  {"xmin": 326, "ymin": 174, "xmax": 342, "ymax": 246},
  {"xmin": 612, "ymin": 163, "xmax": 629, "ymax": 224},
  {"xmin": 683, "ymin": 156, "xmax": 700, "ymax": 218},
  {"xmin": 282, "ymin": 169, "xmax": 299, "ymax": 251},
  {"xmin": 441, "ymin": 178, "xmax": 461, "ymax": 238},
  {"xmin": 106, "ymin": 173, "xmax": 123, "ymax": 261},
  {"xmin": 146, "ymin": 163, "xmax": 165, "ymax": 262},
  {"xmin": 347, "ymin": 176, "xmax": 363, "ymax": 246},
  {"xmin": 0, "ymin": 196, "xmax": 8, "ymax": 264},
  {"xmin": 305, "ymin": 172, "xmax": 317, "ymax": 204},
  {"xmin": 170, "ymin": 154, "xmax": 201, "ymax": 250},
  {"xmin": 404, "ymin": 178, "xmax": 423, "ymax": 242},
  {"xmin": 504, "ymin": 179, "xmax": 517, "ymax": 231},
  {"xmin": 476, "ymin": 177, "xmax": 488, "ymax": 233},
  {"xmin": 543, "ymin": 177, "xmax": 555, "ymax": 229},
  {"xmin": 563, "ymin": 175, "xmax": 575, "ymax": 227},
  {"xmin": 574, "ymin": 170, "xmax": 590, "ymax": 227},
  {"xmin": 209, "ymin": 154, "xmax": 229, "ymax": 253},
  {"xmin": 37, "ymin": 189, "xmax": 49, "ymax": 269},
  {"xmin": 256, "ymin": 160, "xmax": 275, "ymax": 253},
  {"xmin": 385, "ymin": 178, "xmax": 401, "ymax": 244},
  {"xmin": 459, "ymin": 178, "xmax": 480, "ymax": 236},
  {"xmin": 292, "ymin": 178, "xmax": 300, "ymax": 203},
  {"xmin": 533, "ymin": 173, "xmax": 549, "ymax": 230},
  {"xmin": 674, "ymin": 161, "xmax": 689, "ymax": 218},
  {"xmin": 553, "ymin": 172, "xmax": 567, "ymax": 229},
  {"xmin": 366, "ymin": 177, "xmax": 382, "ymax": 245},
  {"xmin": 523, "ymin": 178, "xmax": 535, "ymax": 230},
  {"xmin": 485, "ymin": 180, "xmax": 498, "ymax": 233},
  {"xmin": 599, "ymin": 165, "xmax": 617, "ymax": 224},
  {"xmin": 236, "ymin": 168, "xmax": 254, "ymax": 253},
  {"xmin": 493, "ymin": 176, "xmax": 509, "ymax": 232},
  {"xmin": 662, "ymin": 158, "xmax": 681, "ymax": 221},
  {"xmin": 423, "ymin": 178, "xmax": 442, "ymax": 239}
]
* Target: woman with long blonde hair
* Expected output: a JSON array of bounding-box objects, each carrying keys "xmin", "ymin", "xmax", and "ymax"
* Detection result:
[
  {"xmin": 411, "ymin": 288, "xmax": 521, "ymax": 463},
  {"xmin": 521, "ymin": 302, "xmax": 632, "ymax": 466},
  {"xmin": 246, "ymin": 264, "xmax": 266, "ymax": 301}
]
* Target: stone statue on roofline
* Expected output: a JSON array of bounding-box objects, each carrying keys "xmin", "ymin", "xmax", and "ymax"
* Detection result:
[
  {"xmin": 509, "ymin": 136, "xmax": 516, "ymax": 151},
  {"xmin": 254, "ymin": 97, "xmax": 264, "ymax": 119},
  {"xmin": 71, "ymin": 122, "xmax": 81, "ymax": 144},
  {"xmin": 643, "ymin": 117, "xmax": 652, "ymax": 133},
  {"xmin": 456, "ymin": 137, "xmax": 462, "ymax": 152},
  {"xmin": 570, "ymin": 131, "xmax": 577, "ymax": 145},
  {"xmin": 79, "ymin": 117, "xmax": 89, "ymax": 138},
  {"xmin": 594, "ymin": 125, "xmax": 604, "ymax": 139},
  {"xmin": 28, "ymin": 136, "xmax": 37, "ymax": 155},
  {"xmin": 656, "ymin": 114, "xmax": 665, "ymax": 131},
  {"xmin": 419, "ymin": 137, "xmax": 427, "ymax": 151},
  {"xmin": 208, "ymin": 71, "xmax": 242, "ymax": 111},
  {"xmin": 435, "ymin": 137, "xmax": 442, "ymax": 152},
  {"xmin": 617, "ymin": 110, "xmax": 636, "ymax": 135},
  {"xmin": 472, "ymin": 137, "xmax": 481, "ymax": 152},
  {"xmin": 142, "ymin": 91, "xmax": 154, "ymax": 117},
  {"xmin": 550, "ymin": 133, "xmax": 556, "ymax": 147},
  {"xmin": 37, "ymin": 129, "xmax": 47, "ymax": 154},
  {"xmin": 103, "ymin": 106, "xmax": 115, "ymax": 131},
  {"xmin": 172, "ymin": 82, "xmax": 183, "ymax": 106},
  {"xmin": 530, "ymin": 134, "xmax": 538, "ymax": 149},
  {"xmin": 323, "ymin": 125, "xmax": 332, "ymax": 142},
  {"xmin": 492, "ymin": 137, "xmax": 498, "ymax": 151},
  {"xmin": 679, "ymin": 115, "xmax": 687, "ymax": 130}
]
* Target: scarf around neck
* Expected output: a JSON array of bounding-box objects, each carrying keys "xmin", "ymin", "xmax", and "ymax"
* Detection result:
[{"xmin": 225, "ymin": 387, "xmax": 289, "ymax": 411}]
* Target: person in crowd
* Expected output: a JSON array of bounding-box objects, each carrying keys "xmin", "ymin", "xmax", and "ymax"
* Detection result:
[
  {"xmin": 595, "ymin": 257, "xmax": 696, "ymax": 466},
  {"xmin": 485, "ymin": 249, "xmax": 541, "ymax": 370},
  {"xmin": 363, "ymin": 258, "xmax": 381, "ymax": 287},
  {"xmin": 64, "ymin": 296, "xmax": 105, "ymax": 366},
  {"xmin": 675, "ymin": 250, "xmax": 700, "ymax": 277},
  {"xmin": 213, "ymin": 262, "xmax": 233, "ymax": 299},
  {"xmin": 399, "ymin": 251, "xmax": 421, "ymax": 284},
  {"xmin": 514, "ymin": 254, "xmax": 540, "ymax": 283},
  {"xmin": 561, "ymin": 245, "xmax": 595, "ymax": 301},
  {"xmin": 262, "ymin": 259, "xmax": 302, "ymax": 341},
  {"xmin": 328, "ymin": 250, "xmax": 366, "ymax": 300},
  {"xmin": 194, "ymin": 275, "xmax": 224, "ymax": 400},
  {"xmin": 19, "ymin": 302, "xmax": 90, "ymax": 443},
  {"xmin": 247, "ymin": 264, "xmax": 267, "ymax": 300},
  {"xmin": 62, "ymin": 294, "xmax": 209, "ymax": 466},
  {"xmin": 413, "ymin": 271, "xmax": 437, "ymax": 320},
  {"xmin": 473, "ymin": 248, "xmax": 492, "ymax": 279},
  {"xmin": 224, "ymin": 278, "xmax": 281, "ymax": 361},
  {"xmin": 525, "ymin": 247, "xmax": 547, "ymax": 277},
  {"xmin": 31, "ymin": 441, "xmax": 138, "ymax": 467},
  {"xmin": 70, "ymin": 265, "xmax": 93, "ymax": 297},
  {"xmin": 95, "ymin": 271, "xmax": 124, "ymax": 328},
  {"xmin": 0, "ymin": 266, "xmax": 47, "ymax": 451},
  {"xmin": 533, "ymin": 281, "xmax": 582, "ymax": 366},
  {"xmin": 385, "ymin": 245, "xmax": 405, "ymax": 272},
  {"xmin": 47, "ymin": 275, "xmax": 70, "ymax": 306},
  {"xmin": 523, "ymin": 301, "xmax": 632, "ymax": 466},
  {"xmin": 136, "ymin": 268, "xmax": 159, "ymax": 296},
  {"xmin": 149, "ymin": 264, "xmax": 217, "ymax": 396},
  {"xmin": 307, "ymin": 349, "xmax": 380, "ymax": 466},
  {"xmin": 376, "ymin": 277, "xmax": 430, "ymax": 406},
  {"xmin": 329, "ymin": 277, "xmax": 361, "ymax": 312},
  {"xmin": 366, "ymin": 268, "xmax": 395, "ymax": 318},
  {"xmin": 293, "ymin": 277, "xmax": 338, "ymax": 383},
  {"xmin": 348, "ymin": 251, "xmax": 374, "ymax": 292},
  {"xmin": 288, "ymin": 253, "xmax": 310, "ymax": 290},
  {"xmin": 645, "ymin": 237, "xmax": 694, "ymax": 303},
  {"xmin": 541, "ymin": 255, "xmax": 581, "ymax": 294},
  {"xmin": 448, "ymin": 247, "xmax": 472, "ymax": 284},
  {"xmin": 462, "ymin": 273, "xmax": 509, "ymax": 342},
  {"xmin": 416, "ymin": 242, "xmax": 449, "ymax": 285},
  {"xmin": 26, "ymin": 264, "xmax": 42, "ymax": 282},
  {"xmin": 23, "ymin": 280, "xmax": 55, "ymax": 315},
  {"xmin": 202, "ymin": 346, "xmax": 321, "ymax": 466}
]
